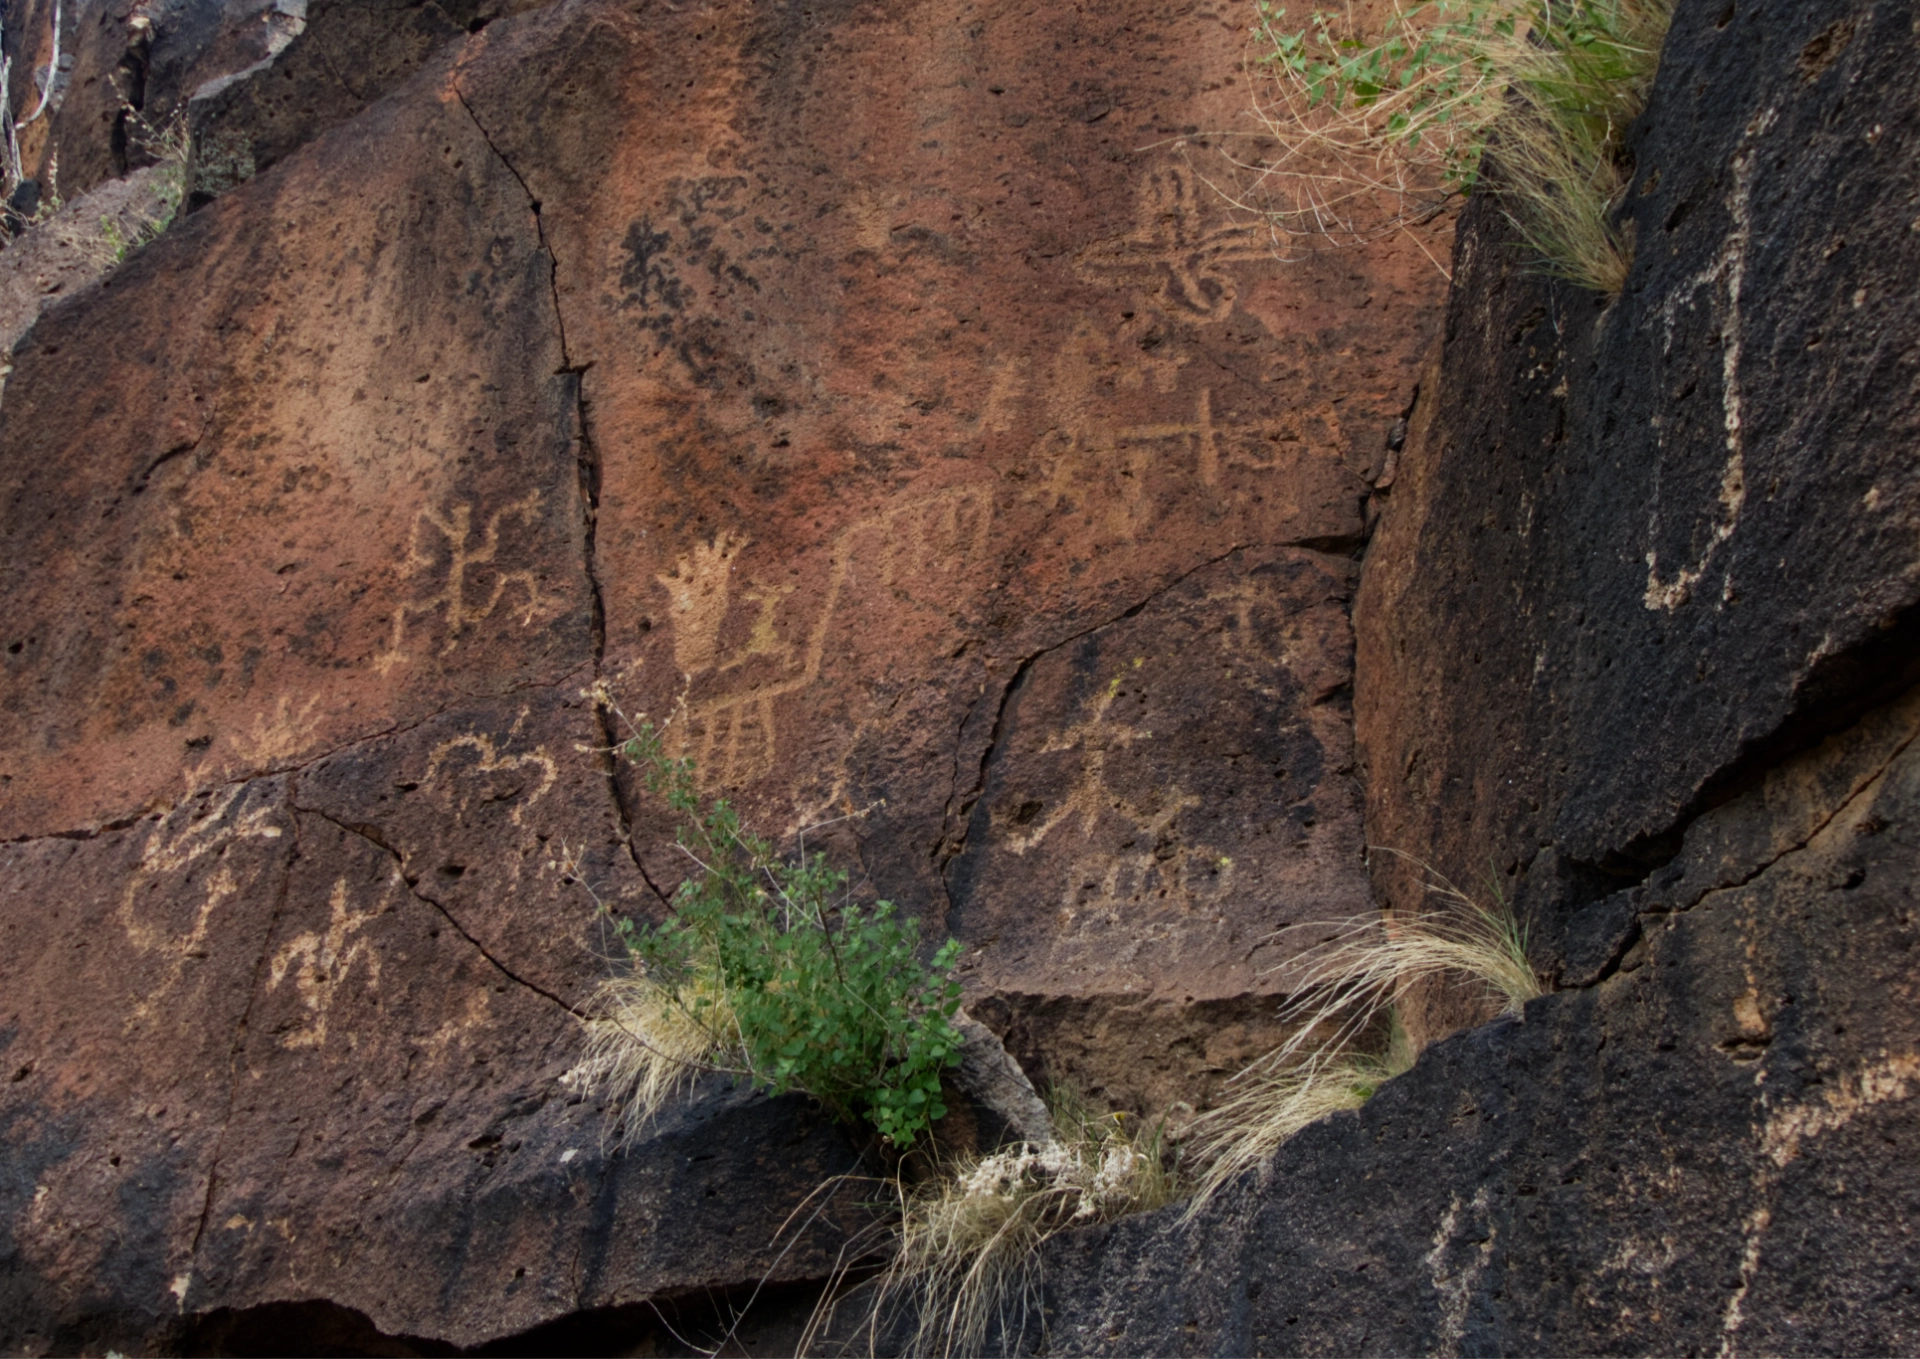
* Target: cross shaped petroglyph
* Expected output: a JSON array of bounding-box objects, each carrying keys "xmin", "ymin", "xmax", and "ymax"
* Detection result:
[
  {"xmin": 659, "ymin": 484, "xmax": 994, "ymax": 788},
  {"xmin": 268, "ymin": 876, "xmax": 388, "ymax": 1050},
  {"xmin": 1003, "ymin": 677, "xmax": 1198, "ymax": 858},
  {"xmin": 376, "ymin": 491, "xmax": 547, "ymax": 674},
  {"xmin": 1074, "ymin": 166, "xmax": 1271, "ymax": 323},
  {"xmin": 999, "ymin": 669, "xmax": 1229, "ymax": 921}
]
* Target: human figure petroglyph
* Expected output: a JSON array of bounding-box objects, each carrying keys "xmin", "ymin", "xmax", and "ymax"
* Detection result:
[
  {"xmin": 376, "ymin": 491, "xmax": 548, "ymax": 674},
  {"xmin": 268, "ymin": 876, "xmax": 389, "ymax": 1050},
  {"xmin": 1074, "ymin": 166, "xmax": 1271, "ymax": 323},
  {"xmin": 658, "ymin": 484, "xmax": 994, "ymax": 787},
  {"xmin": 116, "ymin": 782, "xmax": 288, "ymax": 1020},
  {"xmin": 997, "ymin": 667, "xmax": 1226, "ymax": 920}
]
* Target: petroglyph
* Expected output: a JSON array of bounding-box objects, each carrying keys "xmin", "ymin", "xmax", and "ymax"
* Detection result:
[
  {"xmin": 376, "ymin": 491, "xmax": 548, "ymax": 673},
  {"xmin": 1074, "ymin": 166, "xmax": 1270, "ymax": 322},
  {"xmin": 1644, "ymin": 106, "xmax": 1777, "ymax": 612},
  {"xmin": 999, "ymin": 667, "xmax": 1225, "ymax": 923},
  {"xmin": 1426, "ymin": 1187, "xmax": 1498, "ymax": 1358},
  {"xmin": 1718, "ymin": 1050, "xmax": 1920, "ymax": 1355},
  {"xmin": 657, "ymin": 530, "xmax": 748, "ymax": 673},
  {"xmin": 420, "ymin": 722, "xmax": 559, "ymax": 826},
  {"xmin": 268, "ymin": 876, "xmax": 391, "ymax": 1050},
  {"xmin": 661, "ymin": 484, "xmax": 993, "ymax": 787},
  {"xmin": 116, "ymin": 784, "xmax": 288, "ymax": 1019},
  {"xmin": 226, "ymin": 694, "xmax": 323, "ymax": 769}
]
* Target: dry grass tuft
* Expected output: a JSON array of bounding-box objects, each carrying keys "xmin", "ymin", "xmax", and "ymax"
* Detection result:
[
  {"xmin": 813, "ymin": 1089, "xmax": 1177, "ymax": 1358},
  {"xmin": 1210, "ymin": 0, "xmax": 1673, "ymax": 290},
  {"xmin": 566, "ymin": 959, "xmax": 742, "ymax": 1143},
  {"xmin": 1183, "ymin": 875, "xmax": 1539, "ymax": 1213}
]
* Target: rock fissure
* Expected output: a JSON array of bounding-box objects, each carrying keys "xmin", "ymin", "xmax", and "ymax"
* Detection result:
[{"xmin": 291, "ymin": 802, "xmax": 580, "ymax": 1017}]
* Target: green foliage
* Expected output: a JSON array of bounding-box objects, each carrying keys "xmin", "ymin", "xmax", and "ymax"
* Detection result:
[{"xmin": 613, "ymin": 724, "xmax": 964, "ymax": 1146}]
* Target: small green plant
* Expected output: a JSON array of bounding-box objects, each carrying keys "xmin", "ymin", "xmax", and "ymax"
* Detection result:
[
  {"xmin": 573, "ymin": 722, "xmax": 965, "ymax": 1149},
  {"xmin": 1182, "ymin": 874, "xmax": 1539, "ymax": 1212},
  {"xmin": 1225, "ymin": 0, "xmax": 1672, "ymax": 289}
]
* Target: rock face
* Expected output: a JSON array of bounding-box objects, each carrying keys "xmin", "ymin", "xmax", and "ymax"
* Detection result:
[
  {"xmin": 1356, "ymin": 0, "xmax": 1920, "ymax": 1010},
  {"xmin": 1031, "ymin": 0, "xmax": 1920, "ymax": 1353},
  {"xmin": 1043, "ymin": 689, "xmax": 1920, "ymax": 1355},
  {"xmin": 0, "ymin": 0, "xmax": 1444, "ymax": 1348}
]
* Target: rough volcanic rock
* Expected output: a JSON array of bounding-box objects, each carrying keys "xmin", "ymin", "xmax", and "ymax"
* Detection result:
[
  {"xmin": 4, "ymin": 0, "xmax": 304, "ymax": 202},
  {"xmin": 1355, "ymin": 0, "xmax": 1920, "ymax": 1028},
  {"xmin": 1039, "ymin": 684, "xmax": 1920, "ymax": 1356},
  {"xmin": 183, "ymin": 0, "xmax": 552, "ymax": 208},
  {"xmin": 0, "ymin": 0, "xmax": 1445, "ymax": 1347}
]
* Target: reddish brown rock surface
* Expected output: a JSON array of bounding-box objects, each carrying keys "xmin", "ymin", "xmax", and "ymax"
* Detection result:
[{"xmin": 0, "ymin": 0, "xmax": 1445, "ymax": 1347}]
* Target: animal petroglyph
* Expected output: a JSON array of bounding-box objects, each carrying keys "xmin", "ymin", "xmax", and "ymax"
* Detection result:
[
  {"xmin": 1643, "ymin": 106, "xmax": 1776, "ymax": 612},
  {"xmin": 420, "ymin": 723, "xmax": 559, "ymax": 827},
  {"xmin": 268, "ymin": 876, "xmax": 391, "ymax": 1050},
  {"xmin": 117, "ymin": 782, "xmax": 288, "ymax": 1020},
  {"xmin": 659, "ymin": 484, "xmax": 993, "ymax": 787},
  {"xmin": 1074, "ymin": 166, "xmax": 1270, "ymax": 323},
  {"xmin": 377, "ymin": 491, "xmax": 548, "ymax": 673}
]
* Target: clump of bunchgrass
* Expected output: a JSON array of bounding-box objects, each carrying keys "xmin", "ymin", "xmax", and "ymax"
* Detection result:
[
  {"xmin": 570, "ymin": 961, "xmax": 741, "ymax": 1140},
  {"xmin": 1213, "ymin": 0, "xmax": 1672, "ymax": 289},
  {"xmin": 816, "ymin": 1089, "xmax": 1177, "ymax": 1359},
  {"xmin": 1183, "ymin": 874, "xmax": 1539, "ymax": 1212}
]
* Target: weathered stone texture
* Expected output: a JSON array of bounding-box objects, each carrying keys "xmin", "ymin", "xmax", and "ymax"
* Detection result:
[
  {"xmin": 1041, "ymin": 687, "xmax": 1920, "ymax": 1356},
  {"xmin": 1356, "ymin": 0, "xmax": 1920, "ymax": 998},
  {"xmin": 0, "ymin": 0, "xmax": 1444, "ymax": 1347}
]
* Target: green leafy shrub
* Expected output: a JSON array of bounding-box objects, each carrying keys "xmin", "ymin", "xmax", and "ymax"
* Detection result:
[
  {"xmin": 1229, "ymin": 0, "xmax": 1671, "ymax": 290},
  {"xmin": 581, "ymin": 724, "xmax": 964, "ymax": 1148}
]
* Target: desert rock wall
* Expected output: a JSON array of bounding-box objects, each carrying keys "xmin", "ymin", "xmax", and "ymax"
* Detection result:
[
  {"xmin": 0, "ymin": 0, "xmax": 1446, "ymax": 1349},
  {"xmin": 1037, "ymin": 0, "xmax": 1920, "ymax": 1352}
]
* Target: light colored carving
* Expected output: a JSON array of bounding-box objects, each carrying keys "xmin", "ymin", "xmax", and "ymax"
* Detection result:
[
  {"xmin": 1074, "ymin": 166, "xmax": 1270, "ymax": 323},
  {"xmin": 657, "ymin": 530, "xmax": 749, "ymax": 673},
  {"xmin": 267, "ymin": 876, "xmax": 388, "ymax": 1050},
  {"xmin": 117, "ymin": 783, "xmax": 286, "ymax": 1021},
  {"xmin": 999, "ymin": 668, "xmax": 1225, "ymax": 925},
  {"xmin": 376, "ymin": 491, "xmax": 548, "ymax": 673},
  {"xmin": 661, "ymin": 484, "xmax": 994, "ymax": 787},
  {"xmin": 1719, "ymin": 1050, "xmax": 1920, "ymax": 1354},
  {"xmin": 1644, "ymin": 106, "xmax": 1777, "ymax": 612},
  {"xmin": 226, "ymin": 694, "xmax": 323, "ymax": 769},
  {"xmin": 420, "ymin": 724, "xmax": 558, "ymax": 826}
]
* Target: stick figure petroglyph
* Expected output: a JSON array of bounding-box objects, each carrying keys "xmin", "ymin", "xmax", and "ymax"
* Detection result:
[
  {"xmin": 268, "ymin": 876, "xmax": 389, "ymax": 1050},
  {"xmin": 377, "ymin": 491, "xmax": 548, "ymax": 673}
]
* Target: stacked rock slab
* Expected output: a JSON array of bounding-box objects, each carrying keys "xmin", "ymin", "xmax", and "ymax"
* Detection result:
[
  {"xmin": 0, "ymin": 0, "xmax": 1444, "ymax": 1348},
  {"xmin": 1037, "ymin": 0, "xmax": 1920, "ymax": 1352}
]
